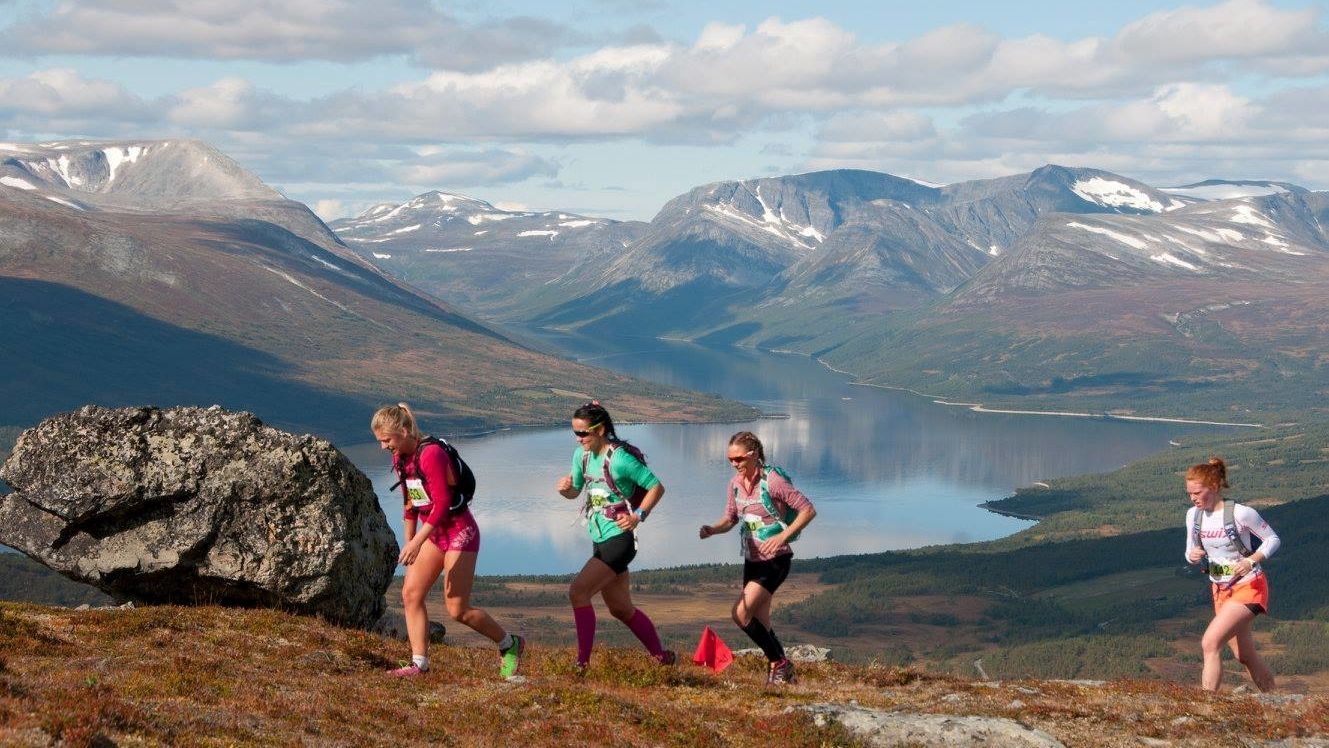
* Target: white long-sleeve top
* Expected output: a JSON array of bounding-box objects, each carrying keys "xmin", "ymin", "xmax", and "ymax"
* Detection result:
[{"xmin": 1184, "ymin": 502, "xmax": 1281, "ymax": 584}]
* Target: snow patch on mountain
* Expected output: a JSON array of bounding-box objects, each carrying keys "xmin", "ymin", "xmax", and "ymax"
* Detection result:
[
  {"xmin": 424, "ymin": 247, "xmax": 474, "ymax": 253},
  {"xmin": 1066, "ymin": 221, "xmax": 1149, "ymax": 250},
  {"xmin": 43, "ymin": 194, "xmax": 85, "ymax": 210},
  {"xmin": 558, "ymin": 219, "xmax": 598, "ymax": 228},
  {"xmin": 518, "ymin": 230, "xmax": 558, "ymax": 238},
  {"xmin": 1230, "ymin": 204, "xmax": 1275, "ymax": 230},
  {"xmin": 103, "ymin": 145, "xmax": 144, "ymax": 182},
  {"xmin": 1150, "ymin": 252, "xmax": 1201, "ymax": 271},
  {"xmin": 1, "ymin": 176, "xmax": 37, "ymax": 190},
  {"xmin": 467, "ymin": 213, "xmax": 520, "ymax": 225},
  {"xmin": 1163, "ymin": 184, "xmax": 1290, "ymax": 200},
  {"xmin": 1072, "ymin": 178, "xmax": 1164, "ymax": 213},
  {"xmin": 388, "ymin": 224, "xmax": 421, "ymax": 235}
]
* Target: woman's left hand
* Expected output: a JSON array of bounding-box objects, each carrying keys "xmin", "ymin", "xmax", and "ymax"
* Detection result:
[
  {"xmin": 1235, "ymin": 557, "xmax": 1256, "ymax": 577},
  {"xmin": 614, "ymin": 511, "xmax": 640, "ymax": 531},
  {"xmin": 757, "ymin": 534, "xmax": 787, "ymax": 556}
]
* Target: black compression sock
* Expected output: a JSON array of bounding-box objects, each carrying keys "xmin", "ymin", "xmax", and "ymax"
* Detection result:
[{"xmin": 740, "ymin": 619, "xmax": 784, "ymax": 662}]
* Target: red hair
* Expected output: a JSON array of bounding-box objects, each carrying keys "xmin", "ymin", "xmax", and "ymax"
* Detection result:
[{"xmin": 1186, "ymin": 457, "xmax": 1229, "ymax": 490}]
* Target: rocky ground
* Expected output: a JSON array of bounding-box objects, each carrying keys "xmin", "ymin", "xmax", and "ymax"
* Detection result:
[{"xmin": 1, "ymin": 602, "xmax": 1326, "ymax": 747}]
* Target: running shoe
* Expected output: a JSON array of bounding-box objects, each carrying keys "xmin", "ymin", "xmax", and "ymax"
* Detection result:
[
  {"xmin": 499, "ymin": 635, "xmax": 526, "ymax": 678},
  {"xmin": 768, "ymin": 658, "xmax": 796, "ymax": 685},
  {"xmin": 656, "ymin": 649, "xmax": 677, "ymax": 666},
  {"xmin": 388, "ymin": 663, "xmax": 426, "ymax": 678}
]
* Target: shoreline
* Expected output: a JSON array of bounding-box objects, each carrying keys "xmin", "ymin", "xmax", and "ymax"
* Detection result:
[{"xmin": 806, "ymin": 355, "xmax": 1264, "ymax": 429}]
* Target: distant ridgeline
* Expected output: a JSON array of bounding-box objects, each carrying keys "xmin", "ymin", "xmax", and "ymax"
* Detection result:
[
  {"xmin": 336, "ymin": 169, "xmax": 1329, "ymax": 423},
  {"xmin": 0, "ymin": 139, "xmax": 754, "ymax": 444}
]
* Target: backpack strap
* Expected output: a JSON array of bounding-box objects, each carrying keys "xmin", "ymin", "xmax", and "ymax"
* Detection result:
[
  {"xmin": 757, "ymin": 465, "xmax": 802, "ymax": 542},
  {"xmin": 1223, "ymin": 501, "xmax": 1253, "ymax": 557},
  {"xmin": 600, "ymin": 443, "xmax": 626, "ymax": 502},
  {"xmin": 1191, "ymin": 507, "xmax": 1203, "ymax": 556},
  {"xmin": 388, "ymin": 437, "xmax": 456, "ymax": 507}
]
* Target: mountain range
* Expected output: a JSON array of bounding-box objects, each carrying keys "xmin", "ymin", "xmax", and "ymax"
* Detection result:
[
  {"xmin": 0, "ymin": 140, "xmax": 753, "ymax": 442},
  {"xmin": 337, "ymin": 167, "xmax": 1329, "ymax": 421}
]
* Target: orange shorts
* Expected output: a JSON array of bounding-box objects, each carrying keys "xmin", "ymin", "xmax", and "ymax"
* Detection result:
[{"xmin": 1211, "ymin": 574, "xmax": 1270, "ymax": 615}]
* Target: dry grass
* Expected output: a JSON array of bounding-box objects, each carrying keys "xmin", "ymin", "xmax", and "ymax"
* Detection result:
[{"xmin": 2, "ymin": 603, "xmax": 1327, "ymax": 747}]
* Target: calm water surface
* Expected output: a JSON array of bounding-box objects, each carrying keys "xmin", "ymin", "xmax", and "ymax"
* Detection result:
[{"xmin": 342, "ymin": 334, "xmax": 1213, "ymax": 575}]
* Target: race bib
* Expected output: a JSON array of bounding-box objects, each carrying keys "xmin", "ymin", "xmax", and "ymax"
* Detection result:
[
  {"xmin": 588, "ymin": 487, "xmax": 613, "ymax": 509},
  {"xmin": 405, "ymin": 479, "xmax": 430, "ymax": 508}
]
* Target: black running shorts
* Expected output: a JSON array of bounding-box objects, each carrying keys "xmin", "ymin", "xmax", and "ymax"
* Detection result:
[
  {"xmin": 592, "ymin": 532, "xmax": 637, "ymax": 574},
  {"xmin": 743, "ymin": 553, "xmax": 792, "ymax": 594}
]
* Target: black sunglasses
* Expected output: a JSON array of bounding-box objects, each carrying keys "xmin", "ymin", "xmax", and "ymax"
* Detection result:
[{"xmin": 573, "ymin": 429, "xmax": 594, "ymax": 437}]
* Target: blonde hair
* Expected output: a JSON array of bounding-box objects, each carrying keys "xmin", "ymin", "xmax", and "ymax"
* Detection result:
[
  {"xmin": 371, "ymin": 402, "xmax": 424, "ymax": 440},
  {"xmin": 1186, "ymin": 457, "xmax": 1229, "ymax": 490}
]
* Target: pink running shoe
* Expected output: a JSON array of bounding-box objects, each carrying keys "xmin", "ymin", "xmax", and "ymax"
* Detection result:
[{"xmin": 388, "ymin": 663, "xmax": 426, "ymax": 678}]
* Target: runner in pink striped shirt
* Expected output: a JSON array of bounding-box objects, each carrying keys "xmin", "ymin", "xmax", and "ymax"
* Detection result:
[{"xmin": 700, "ymin": 431, "xmax": 816, "ymax": 685}]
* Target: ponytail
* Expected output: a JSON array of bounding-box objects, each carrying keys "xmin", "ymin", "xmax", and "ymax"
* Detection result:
[
  {"xmin": 371, "ymin": 402, "xmax": 425, "ymax": 441},
  {"xmin": 1186, "ymin": 457, "xmax": 1229, "ymax": 490}
]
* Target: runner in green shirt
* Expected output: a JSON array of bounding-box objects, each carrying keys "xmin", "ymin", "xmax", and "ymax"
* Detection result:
[{"xmin": 556, "ymin": 401, "xmax": 674, "ymax": 671}]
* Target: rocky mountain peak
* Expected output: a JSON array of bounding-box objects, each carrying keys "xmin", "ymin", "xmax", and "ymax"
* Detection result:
[{"xmin": 0, "ymin": 139, "xmax": 280, "ymax": 206}]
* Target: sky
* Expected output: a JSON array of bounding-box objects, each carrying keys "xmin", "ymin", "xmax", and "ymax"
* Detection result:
[{"xmin": 1, "ymin": 0, "xmax": 1327, "ymax": 221}]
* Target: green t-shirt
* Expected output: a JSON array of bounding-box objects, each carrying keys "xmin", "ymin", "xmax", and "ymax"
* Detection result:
[{"xmin": 572, "ymin": 444, "xmax": 660, "ymax": 543}]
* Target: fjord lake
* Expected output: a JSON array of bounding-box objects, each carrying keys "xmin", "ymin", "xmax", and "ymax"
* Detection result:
[{"xmin": 343, "ymin": 334, "xmax": 1214, "ymax": 575}]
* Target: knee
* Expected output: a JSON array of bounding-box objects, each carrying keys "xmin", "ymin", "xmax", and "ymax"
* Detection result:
[
  {"xmin": 608, "ymin": 604, "xmax": 636, "ymax": 622},
  {"xmin": 401, "ymin": 585, "xmax": 426, "ymax": 609},
  {"xmin": 1201, "ymin": 633, "xmax": 1226, "ymax": 656},
  {"xmin": 731, "ymin": 605, "xmax": 748, "ymax": 628},
  {"xmin": 568, "ymin": 585, "xmax": 590, "ymax": 607},
  {"xmin": 1233, "ymin": 647, "xmax": 1255, "ymax": 666},
  {"xmin": 445, "ymin": 600, "xmax": 469, "ymax": 623}
]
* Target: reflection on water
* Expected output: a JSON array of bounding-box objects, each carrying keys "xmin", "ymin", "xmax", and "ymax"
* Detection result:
[{"xmin": 341, "ymin": 334, "xmax": 1214, "ymax": 576}]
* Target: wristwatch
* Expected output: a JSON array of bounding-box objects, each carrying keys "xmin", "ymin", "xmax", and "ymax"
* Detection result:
[{"xmin": 633, "ymin": 507, "xmax": 649, "ymax": 522}]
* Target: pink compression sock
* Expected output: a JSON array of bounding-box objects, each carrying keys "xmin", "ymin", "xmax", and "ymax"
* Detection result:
[
  {"xmin": 625, "ymin": 608, "xmax": 665, "ymax": 658},
  {"xmin": 573, "ymin": 605, "xmax": 596, "ymax": 666}
]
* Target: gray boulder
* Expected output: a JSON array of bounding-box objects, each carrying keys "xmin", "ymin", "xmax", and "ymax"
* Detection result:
[{"xmin": 0, "ymin": 405, "xmax": 398, "ymax": 628}]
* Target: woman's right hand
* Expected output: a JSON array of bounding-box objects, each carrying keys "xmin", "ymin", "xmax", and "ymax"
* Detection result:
[
  {"xmin": 556, "ymin": 475, "xmax": 574, "ymax": 495},
  {"xmin": 1187, "ymin": 547, "xmax": 1206, "ymax": 564},
  {"xmin": 399, "ymin": 537, "xmax": 423, "ymax": 566},
  {"xmin": 699, "ymin": 525, "xmax": 714, "ymax": 539}
]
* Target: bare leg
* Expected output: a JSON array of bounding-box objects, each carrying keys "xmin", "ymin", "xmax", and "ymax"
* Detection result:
[
  {"xmin": 568, "ymin": 557, "xmax": 620, "ymax": 608},
  {"xmin": 731, "ymin": 581, "xmax": 774, "ymax": 629},
  {"xmin": 401, "ymin": 539, "xmax": 448, "ymax": 657},
  {"xmin": 1228, "ymin": 614, "xmax": 1276, "ymax": 692},
  {"xmin": 600, "ymin": 570, "xmax": 635, "ymax": 623},
  {"xmin": 442, "ymin": 550, "xmax": 506, "ymax": 643},
  {"xmin": 1201, "ymin": 601, "xmax": 1258, "ymax": 691}
]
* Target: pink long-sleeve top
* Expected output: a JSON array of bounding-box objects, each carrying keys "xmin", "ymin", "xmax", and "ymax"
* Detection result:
[{"xmin": 395, "ymin": 442, "xmax": 456, "ymax": 529}]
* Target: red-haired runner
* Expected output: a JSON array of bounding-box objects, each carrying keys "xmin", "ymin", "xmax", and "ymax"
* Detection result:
[{"xmin": 1184, "ymin": 457, "xmax": 1280, "ymax": 692}]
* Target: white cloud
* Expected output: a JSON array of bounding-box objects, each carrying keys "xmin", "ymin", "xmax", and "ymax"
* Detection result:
[
  {"xmin": 394, "ymin": 149, "xmax": 559, "ymax": 187},
  {"xmin": 0, "ymin": 0, "xmax": 579, "ymax": 70},
  {"xmin": 1113, "ymin": 0, "xmax": 1322, "ymax": 65},
  {"xmin": 312, "ymin": 199, "xmax": 347, "ymax": 221},
  {"xmin": 0, "ymin": 68, "xmax": 142, "ymax": 115}
]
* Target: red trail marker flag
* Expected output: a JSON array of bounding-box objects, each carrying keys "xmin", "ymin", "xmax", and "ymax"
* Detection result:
[{"xmin": 692, "ymin": 625, "xmax": 734, "ymax": 673}]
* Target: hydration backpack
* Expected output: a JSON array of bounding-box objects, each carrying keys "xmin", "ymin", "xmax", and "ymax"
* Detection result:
[
  {"xmin": 734, "ymin": 465, "xmax": 802, "ymax": 542},
  {"xmin": 390, "ymin": 436, "xmax": 476, "ymax": 515},
  {"xmin": 580, "ymin": 441, "xmax": 649, "ymax": 509},
  {"xmin": 1191, "ymin": 501, "xmax": 1254, "ymax": 558}
]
